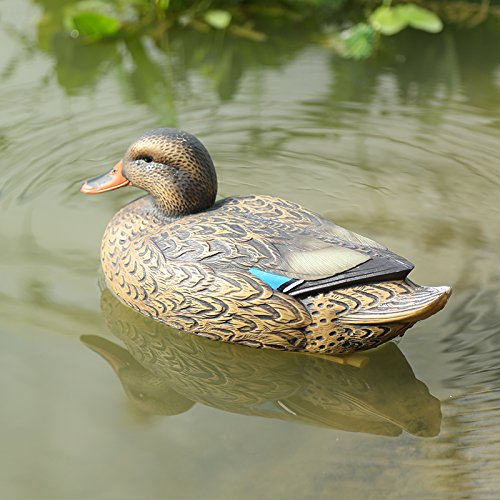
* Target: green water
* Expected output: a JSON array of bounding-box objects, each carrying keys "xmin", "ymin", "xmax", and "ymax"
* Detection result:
[{"xmin": 1, "ymin": 1, "xmax": 500, "ymax": 498}]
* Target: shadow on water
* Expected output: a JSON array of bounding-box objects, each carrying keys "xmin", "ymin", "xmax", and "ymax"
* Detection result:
[{"xmin": 82, "ymin": 289, "xmax": 442, "ymax": 438}]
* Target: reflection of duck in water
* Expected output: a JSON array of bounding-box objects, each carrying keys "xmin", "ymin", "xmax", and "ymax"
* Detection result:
[
  {"xmin": 82, "ymin": 289, "xmax": 442, "ymax": 437},
  {"xmin": 81, "ymin": 129, "xmax": 450, "ymax": 354}
]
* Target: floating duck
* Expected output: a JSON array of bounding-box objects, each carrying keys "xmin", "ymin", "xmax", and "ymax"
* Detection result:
[{"xmin": 81, "ymin": 128, "xmax": 451, "ymax": 354}]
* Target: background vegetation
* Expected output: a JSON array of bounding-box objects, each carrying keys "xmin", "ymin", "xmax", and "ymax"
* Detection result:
[{"xmin": 34, "ymin": 0, "xmax": 500, "ymax": 60}]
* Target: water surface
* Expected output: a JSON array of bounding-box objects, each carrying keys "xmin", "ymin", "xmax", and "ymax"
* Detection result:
[{"xmin": 1, "ymin": 2, "xmax": 500, "ymax": 498}]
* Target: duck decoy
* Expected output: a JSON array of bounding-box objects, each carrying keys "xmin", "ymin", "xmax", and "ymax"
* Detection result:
[{"xmin": 80, "ymin": 128, "xmax": 451, "ymax": 354}]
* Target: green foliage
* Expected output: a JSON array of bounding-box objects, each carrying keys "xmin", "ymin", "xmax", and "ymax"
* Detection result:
[
  {"xmin": 204, "ymin": 10, "xmax": 232, "ymax": 30},
  {"xmin": 65, "ymin": 1, "xmax": 121, "ymax": 40},
  {"xmin": 369, "ymin": 3, "xmax": 443, "ymax": 36},
  {"xmin": 332, "ymin": 2, "xmax": 444, "ymax": 60},
  {"xmin": 156, "ymin": 0, "xmax": 170, "ymax": 9},
  {"xmin": 53, "ymin": 0, "xmax": 477, "ymax": 59},
  {"xmin": 369, "ymin": 6, "xmax": 408, "ymax": 35},
  {"xmin": 342, "ymin": 23, "xmax": 376, "ymax": 60},
  {"xmin": 400, "ymin": 4, "xmax": 443, "ymax": 33},
  {"xmin": 69, "ymin": 12, "xmax": 121, "ymax": 40}
]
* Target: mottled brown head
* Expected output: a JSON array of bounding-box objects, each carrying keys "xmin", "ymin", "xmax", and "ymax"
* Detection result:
[{"xmin": 81, "ymin": 128, "xmax": 217, "ymax": 217}]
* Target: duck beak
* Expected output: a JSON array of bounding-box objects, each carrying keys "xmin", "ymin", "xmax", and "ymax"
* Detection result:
[{"xmin": 80, "ymin": 160, "xmax": 131, "ymax": 194}]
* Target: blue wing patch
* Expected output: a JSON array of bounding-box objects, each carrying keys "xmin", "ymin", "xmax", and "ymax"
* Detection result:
[{"xmin": 248, "ymin": 267, "xmax": 291, "ymax": 290}]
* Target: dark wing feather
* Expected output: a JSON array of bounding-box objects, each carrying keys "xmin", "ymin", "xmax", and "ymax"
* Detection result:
[{"xmin": 279, "ymin": 250, "xmax": 414, "ymax": 297}]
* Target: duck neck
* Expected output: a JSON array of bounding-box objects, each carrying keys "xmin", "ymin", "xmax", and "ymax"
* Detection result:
[
  {"xmin": 151, "ymin": 198, "xmax": 186, "ymax": 221},
  {"xmin": 149, "ymin": 183, "xmax": 217, "ymax": 220}
]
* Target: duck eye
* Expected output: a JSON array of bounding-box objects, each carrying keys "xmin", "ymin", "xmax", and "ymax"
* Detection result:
[{"xmin": 139, "ymin": 156, "xmax": 153, "ymax": 163}]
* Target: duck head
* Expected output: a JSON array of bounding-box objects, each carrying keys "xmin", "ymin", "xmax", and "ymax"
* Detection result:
[{"xmin": 80, "ymin": 128, "xmax": 217, "ymax": 217}]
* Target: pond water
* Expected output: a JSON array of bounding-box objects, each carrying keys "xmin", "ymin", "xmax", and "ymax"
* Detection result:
[{"xmin": 1, "ymin": 1, "xmax": 500, "ymax": 498}]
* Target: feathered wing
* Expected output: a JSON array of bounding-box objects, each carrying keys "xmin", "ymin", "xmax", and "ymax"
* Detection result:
[
  {"xmin": 277, "ymin": 247, "xmax": 415, "ymax": 297},
  {"xmin": 152, "ymin": 195, "xmax": 415, "ymax": 297},
  {"xmin": 273, "ymin": 239, "xmax": 371, "ymax": 280},
  {"xmin": 217, "ymin": 195, "xmax": 415, "ymax": 295},
  {"xmin": 268, "ymin": 230, "xmax": 414, "ymax": 297}
]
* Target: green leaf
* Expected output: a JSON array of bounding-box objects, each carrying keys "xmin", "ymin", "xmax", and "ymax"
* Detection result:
[
  {"xmin": 69, "ymin": 12, "xmax": 120, "ymax": 40},
  {"xmin": 204, "ymin": 10, "xmax": 232, "ymax": 30},
  {"xmin": 396, "ymin": 4, "xmax": 443, "ymax": 33},
  {"xmin": 369, "ymin": 6, "xmax": 407, "ymax": 36},
  {"xmin": 342, "ymin": 23, "xmax": 376, "ymax": 60}
]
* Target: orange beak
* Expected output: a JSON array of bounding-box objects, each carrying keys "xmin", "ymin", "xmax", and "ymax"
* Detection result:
[{"xmin": 80, "ymin": 160, "xmax": 131, "ymax": 194}]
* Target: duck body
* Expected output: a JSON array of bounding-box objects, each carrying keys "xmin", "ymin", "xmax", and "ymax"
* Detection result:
[{"xmin": 82, "ymin": 128, "xmax": 451, "ymax": 354}]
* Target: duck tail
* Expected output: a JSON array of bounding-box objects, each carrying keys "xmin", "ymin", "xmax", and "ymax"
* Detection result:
[
  {"xmin": 330, "ymin": 280, "xmax": 451, "ymax": 324},
  {"xmin": 300, "ymin": 280, "xmax": 450, "ymax": 354}
]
